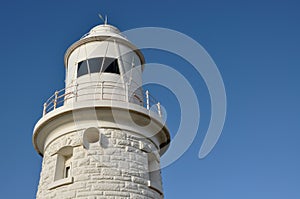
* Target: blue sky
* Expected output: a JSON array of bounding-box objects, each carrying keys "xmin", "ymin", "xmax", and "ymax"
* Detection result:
[{"xmin": 0, "ymin": 0, "xmax": 299, "ymax": 198}]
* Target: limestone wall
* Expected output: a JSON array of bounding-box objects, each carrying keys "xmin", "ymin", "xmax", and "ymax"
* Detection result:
[{"xmin": 36, "ymin": 128, "xmax": 163, "ymax": 199}]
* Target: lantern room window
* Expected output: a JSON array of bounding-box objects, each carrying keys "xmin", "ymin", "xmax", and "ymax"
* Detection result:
[{"xmin": 77, "ymin": 57, "xmax": 120, "ymax": 77}]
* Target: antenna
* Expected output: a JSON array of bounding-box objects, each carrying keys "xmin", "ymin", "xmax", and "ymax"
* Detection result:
[{"xmin": 98, "ymin": 14, "xmax": 108, "ymax": 25}]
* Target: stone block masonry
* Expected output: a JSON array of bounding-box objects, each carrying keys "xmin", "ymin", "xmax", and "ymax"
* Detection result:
[{"xmin": 36, "ymin": 128, "xmax": 163, "ymax": 199}]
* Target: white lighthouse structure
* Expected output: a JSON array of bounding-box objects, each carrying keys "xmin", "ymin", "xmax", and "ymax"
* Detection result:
[{"xmin": 33, "ymin": 22, "xmax": 170, "ymax": 198}]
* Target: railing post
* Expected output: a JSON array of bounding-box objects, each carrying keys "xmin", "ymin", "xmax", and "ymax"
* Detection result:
[
  {"xmin": 75, "ymin": 83, "xmax": 78, "ymax": 102},
  {"xmin": 146, "ymin": 90, "xmax": 150, "ymax": 110},
  {"xmin": 43, "ymin": 103, "xmax": 47, "ymax": 116},
  {"xmin": 157, "ymin": 102, "xmax": 162, "ymax": 117},
  {"xmin": 101, "ymin": 81, "xmax": 104, "ymax": 100},
  {"xmin": 125, "ymin": 83, "xmax": 129, "ymax": 102},
  {"xmin": 54, "ymin": 91, "xmax": 58, "ymax": 109}
]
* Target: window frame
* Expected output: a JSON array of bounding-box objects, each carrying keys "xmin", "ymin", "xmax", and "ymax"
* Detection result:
[
  {"xmin": 77, "ymin": 57, "xmax": 120, "ymax": 78},
  {"xmin": 48, "ymin": 146, "xmax": 74, "ymax": 190}
]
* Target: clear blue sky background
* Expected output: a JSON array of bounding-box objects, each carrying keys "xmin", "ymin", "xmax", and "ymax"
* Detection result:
[{"xmin": 0, "ymin": 0, "xmax": 299, "ymax": 198}]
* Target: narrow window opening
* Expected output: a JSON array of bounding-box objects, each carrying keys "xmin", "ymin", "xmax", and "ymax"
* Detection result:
[
  {"xmin": 64, "ymin": 155, "xmax": 71, "ymax": 178},
  {"xmin": 49, "ymin": 146, "xmax": 74, "ymax": 190},
  {"xmin": 54, "ymin": 146, "xmax": 73, "ymax": 181},
  {"xmin": 65, "ymin": 166, "xmax": 70, "ymax": 178}
]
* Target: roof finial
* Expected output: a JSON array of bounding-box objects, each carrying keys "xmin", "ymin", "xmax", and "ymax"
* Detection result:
[{"xmin": 98, "ymin": 14, "xmax": 108, "ymax": 25}]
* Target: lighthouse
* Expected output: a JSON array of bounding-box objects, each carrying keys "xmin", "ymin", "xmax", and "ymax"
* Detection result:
[{"xmin": 32, "ymin": 22, "xmax": 170, "ymax": 198}]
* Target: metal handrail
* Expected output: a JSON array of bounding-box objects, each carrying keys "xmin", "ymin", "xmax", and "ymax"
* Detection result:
[{"xmin": 42, "ymin": 81, "xmax": 162, "ymax": 118}]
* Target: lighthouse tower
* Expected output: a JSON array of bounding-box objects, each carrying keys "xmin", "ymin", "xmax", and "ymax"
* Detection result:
[{"xmin": 33, "ymin": 23, "xmax": 170, "ymax": 199}]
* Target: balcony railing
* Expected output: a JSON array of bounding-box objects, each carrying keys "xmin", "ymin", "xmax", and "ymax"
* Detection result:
[{"xmin": 42, "ymin": 81, "xmax": 162, "ymax": 118}]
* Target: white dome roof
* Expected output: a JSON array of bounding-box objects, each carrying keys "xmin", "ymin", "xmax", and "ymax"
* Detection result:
[{"xmin": 81, "ymin": 24, "xmax": 127, "ymax": 40}]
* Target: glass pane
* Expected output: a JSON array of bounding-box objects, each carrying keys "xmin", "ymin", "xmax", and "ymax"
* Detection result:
[
  {"xmin": 102, "ymin": 58, "xmax": 120, "ymax": 74},
  {"xmin": 77, "ymin": 60, "xmax": 88, "ymax": 77},
  {"xmin": 88, "ymin": 57, "xmax": 102, "ymax": 73}
]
